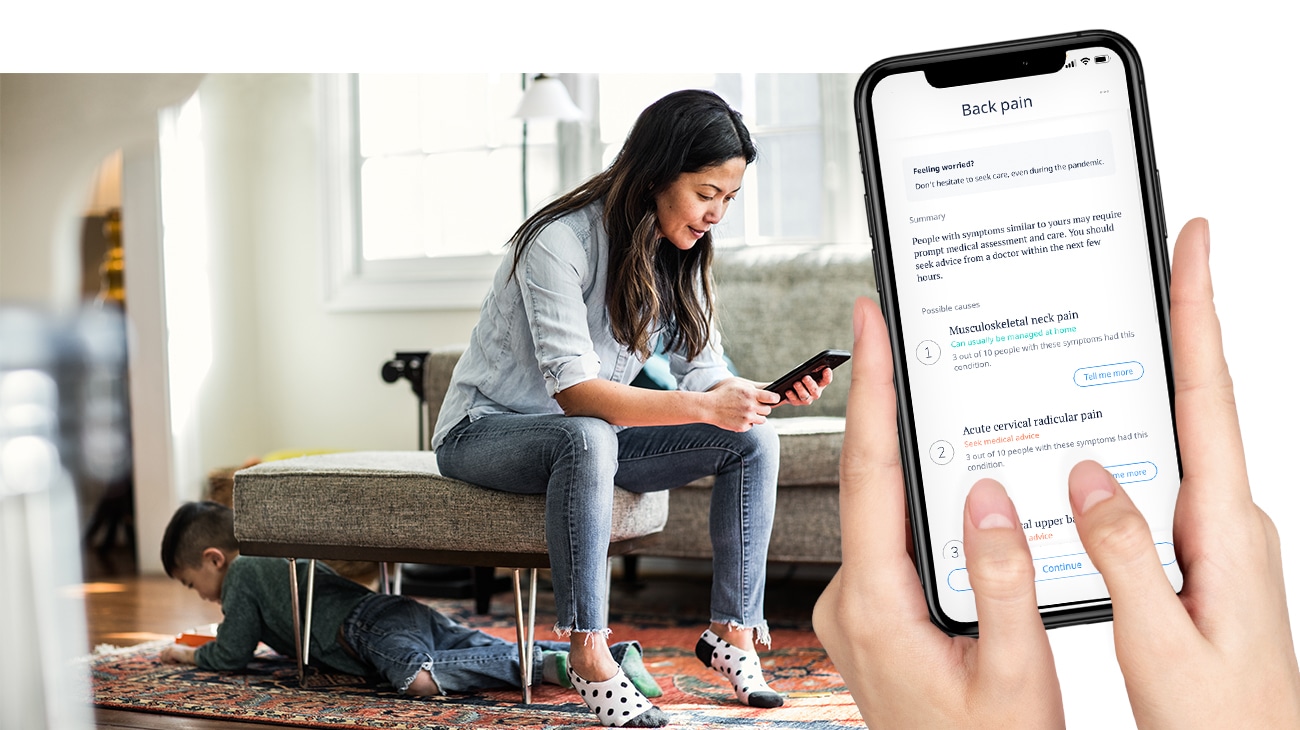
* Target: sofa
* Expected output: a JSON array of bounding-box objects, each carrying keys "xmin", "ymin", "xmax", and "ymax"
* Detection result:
[{"xmin": 423, "ymin": 242, "xmax": 876, "ymax": 566}]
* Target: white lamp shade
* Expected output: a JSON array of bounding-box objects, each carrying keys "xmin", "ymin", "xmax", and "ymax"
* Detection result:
[{"xmin": 513, "ymin": 75, "xmax": 583, "ymax": 121}]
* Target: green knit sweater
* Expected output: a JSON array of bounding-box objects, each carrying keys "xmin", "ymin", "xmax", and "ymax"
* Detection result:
[{"xmin": 194, "ymin": 555, "xmax": 371, "ymax": 676}]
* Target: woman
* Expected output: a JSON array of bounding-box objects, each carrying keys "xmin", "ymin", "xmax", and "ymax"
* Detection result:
[{"xmin": 433, "ymin": 89, "xmax": 832, "ymax": 727}]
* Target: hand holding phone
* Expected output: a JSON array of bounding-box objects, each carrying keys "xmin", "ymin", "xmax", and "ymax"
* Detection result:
[{"xmin": 763, "ymin": 349, "xmax": 850, "ymax": 403}]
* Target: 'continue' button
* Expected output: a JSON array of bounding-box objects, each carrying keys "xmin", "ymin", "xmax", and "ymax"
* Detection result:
[
  {"xmin": 946, "ymin": 542, "xmax": 1177, "ymax": 592},
  {"xmin": 1074, "ymin": 361, "xmax": 1144, "ymax": 387}
]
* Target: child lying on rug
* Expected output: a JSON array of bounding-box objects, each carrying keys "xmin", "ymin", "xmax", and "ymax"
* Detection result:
[{"xmin": 157, "ymin": 501, "xmax": 661, "ymax": 699}]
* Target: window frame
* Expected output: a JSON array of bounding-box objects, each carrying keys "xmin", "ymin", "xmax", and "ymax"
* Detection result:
[{"xmin": 317, "ymin": 73, "xmax": 504, "ymax": 312}]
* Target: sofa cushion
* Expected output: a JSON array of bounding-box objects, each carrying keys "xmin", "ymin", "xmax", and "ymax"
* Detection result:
[{"xmin": 772, "ymin": 416, "xmax": 846, "ymax": 486}]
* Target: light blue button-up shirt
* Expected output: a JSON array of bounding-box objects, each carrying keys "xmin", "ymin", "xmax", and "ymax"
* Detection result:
[{"xmin": 432, "ymin": 201, "xmax": 735, "ymax": 450}]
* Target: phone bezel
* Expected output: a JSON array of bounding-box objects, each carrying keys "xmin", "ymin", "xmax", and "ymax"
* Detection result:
[
  {"xmin": 764, "ymin": 349, "xmax": 852, "ymax": 395},
  {"xmin": 853, "ymin": 30, "xmax": 1180, "ymax": 636}
]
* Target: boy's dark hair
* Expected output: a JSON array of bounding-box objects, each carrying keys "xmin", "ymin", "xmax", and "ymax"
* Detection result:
[{"xmin": 160, "ymin": 501, "xmax": 239, "ymax": 577}]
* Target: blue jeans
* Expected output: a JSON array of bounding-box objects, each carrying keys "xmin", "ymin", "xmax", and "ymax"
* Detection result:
[
  {"xmin": 436, "ymin": 414, "xmax": 779, "ymax": 637},
  {"xmin": 341, "ymin": 593, "xmax": 579, "ymax": 694}
]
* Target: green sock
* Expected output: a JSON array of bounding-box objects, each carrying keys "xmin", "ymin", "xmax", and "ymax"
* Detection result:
[
  {"xmin": 542, "ymin": 650, "xmax": 572, "ymax": 688},
  {"xmin": 619, "ymin": 644, "xmax": 663, "ymax": 698},
  {"xmin": 544, "ymin": 646, "xmax": 662, "ymax": 698}
]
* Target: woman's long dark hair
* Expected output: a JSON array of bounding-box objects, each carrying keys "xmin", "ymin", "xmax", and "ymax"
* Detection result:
[{"xmin": 508, "ymin": 89, "xmax": 757, "ymax": 361}]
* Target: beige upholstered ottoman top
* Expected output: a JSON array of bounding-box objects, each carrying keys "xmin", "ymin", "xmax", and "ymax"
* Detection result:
[{"xmin": 233, "ymin": 451, "xmax": 668, "ymax": 554}]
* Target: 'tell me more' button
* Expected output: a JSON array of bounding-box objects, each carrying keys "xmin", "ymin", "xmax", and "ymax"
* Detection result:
[{"xmin": 1074, "ymin": 361, "xmax": 1144, "ymax": 387}]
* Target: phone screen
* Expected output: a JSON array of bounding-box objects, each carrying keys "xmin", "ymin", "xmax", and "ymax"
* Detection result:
[{"xmin": 859, "ymin": 33, "xmax": 1182, "ymax": 630}]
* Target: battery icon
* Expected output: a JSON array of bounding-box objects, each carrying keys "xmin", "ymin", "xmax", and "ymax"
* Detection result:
[{"xmin": 1094, "ymin": 55, "xmax": 1110, "ymax": 64}]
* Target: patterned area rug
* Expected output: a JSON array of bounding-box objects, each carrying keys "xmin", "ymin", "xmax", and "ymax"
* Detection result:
[{"xmin": 89, "ymin": 598, "xmax": 860, "ymax": 729}]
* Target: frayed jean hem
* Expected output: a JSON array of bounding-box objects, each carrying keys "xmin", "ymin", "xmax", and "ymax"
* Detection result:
[
  {"xmin": 398, "ymin": 658, "xmax": 436, "ymax": 695},
  {"xmin": 552, "ymin": 625, "xmax": 613, "ymax": 645},
  {"xmin": 711, "ymin": 619, "xmax": 772, "ymax": 648}
]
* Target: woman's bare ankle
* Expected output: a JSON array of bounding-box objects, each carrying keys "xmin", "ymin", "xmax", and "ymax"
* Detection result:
[
  {"xmin": 568, "ymin": 633, "xmax": 619, "ymax": 682},
  {"xmin": 710, "ymin": 622, "xmax": 755, "ymax": 652}
]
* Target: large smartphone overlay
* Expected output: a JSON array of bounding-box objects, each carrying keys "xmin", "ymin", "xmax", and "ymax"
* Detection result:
[{"xmin": 865, "ymin": 39, "xmax": 1181, "ymax": 627}]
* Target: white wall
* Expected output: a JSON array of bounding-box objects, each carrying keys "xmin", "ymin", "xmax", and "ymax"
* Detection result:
[{"xmin": 197, "ymin": 74, "xmax": 482, "ymax": 465}]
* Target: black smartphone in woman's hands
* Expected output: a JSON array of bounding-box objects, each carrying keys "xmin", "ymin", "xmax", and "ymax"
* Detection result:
[{"xmin": 764, "ymin": 349, "xmax": 851, "ymax": 395}]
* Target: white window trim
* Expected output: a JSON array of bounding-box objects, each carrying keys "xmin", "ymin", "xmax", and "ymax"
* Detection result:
[{"xmin": 317, "ymin": 73, "xmax": 503, "ymax": 312}]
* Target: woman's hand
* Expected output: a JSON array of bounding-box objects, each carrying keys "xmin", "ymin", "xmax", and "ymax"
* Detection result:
[
  {"xmin": 775, "ymin": 368, "xmax": 833, "ymax": 407},
  {"xmin": 812, "ymin": 295, "xmax": 1064, "ymax": 730},
  {"xmin": 705, "ymin": 378, "xmax": 780, "ymax": 432}
]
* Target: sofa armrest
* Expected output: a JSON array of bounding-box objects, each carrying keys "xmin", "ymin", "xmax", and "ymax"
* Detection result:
[{"xmin": 423, "ymin": 345, "xmax": 467, "ymax": 443}]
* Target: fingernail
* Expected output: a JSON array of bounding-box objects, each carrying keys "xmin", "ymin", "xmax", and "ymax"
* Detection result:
[
  {"xmin": 1073, "ymin": 461, "xmax": 1116, "ymax": 514},
  {"xmin": 967, "ymin": 479, "xmax": 1016, "ymax": 530}
]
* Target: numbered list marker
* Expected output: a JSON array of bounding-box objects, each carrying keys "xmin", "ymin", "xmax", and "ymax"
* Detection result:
[
  {"xmin": 930, "ymin": 439, "xmax": 954, "ymax": 465},
  {"xmin": 916, "ymin": 340, "xmax": 941, "ymax": 365}
]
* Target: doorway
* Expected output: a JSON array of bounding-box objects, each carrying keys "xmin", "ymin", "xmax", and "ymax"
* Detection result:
[{"xmin": 76, "ymin": 150, "xmax": 138, "ymax": 578}]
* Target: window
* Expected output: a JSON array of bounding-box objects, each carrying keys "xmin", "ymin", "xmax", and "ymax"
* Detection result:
[
  {"xmin": 319, "ymin": 73, "xmax": 866, "ymax": 311},
  {"xmin": 596, "ymin": 73, "xmax": 837, "ymax": 245},
  {"xmin": 356, "ymin": 74, "xmax": 567, "ymax": 261},
  {"xmin": 318, "ymin": 73, "xmax": 564, "ymax": 311}
]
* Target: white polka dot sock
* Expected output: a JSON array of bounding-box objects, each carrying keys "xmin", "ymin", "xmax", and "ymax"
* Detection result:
[
  {"xmin": 568, "ymin": 666, "xmax": 669, "ymax": 727},
  {"xmin": 695, "ymin": 629, "xmax": 784, "ymax": 708}
]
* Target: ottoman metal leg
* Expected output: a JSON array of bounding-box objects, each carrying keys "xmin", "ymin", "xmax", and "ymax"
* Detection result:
[
  {"xmin": 303, "ymin": 559, "xmax": 317, "ymax": 672},
  {"xmin": 288, "ymin": 558, "xmax": 304, "ymax": 685},
  {"xmin": 512, "ymin": 568, "xmax": 538, "ymax": 703},
  {"xmin": 287, "ymin": 557, "xmax": 317, "ymax": 687}
]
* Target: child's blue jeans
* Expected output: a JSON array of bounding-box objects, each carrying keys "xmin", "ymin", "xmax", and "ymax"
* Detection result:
[{"xmin": 341, "ymin": 593, "xmax": 639, "ymax": 694}]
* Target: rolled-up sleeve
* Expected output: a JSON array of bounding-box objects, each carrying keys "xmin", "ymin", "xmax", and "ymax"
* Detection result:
[
  {"xmin": 669, "ymin": 326, "xmax": 734, "ymax": 393},
  {"xmin": 517, "ymin": 222, "xmax": 603, "ymax": 396}
]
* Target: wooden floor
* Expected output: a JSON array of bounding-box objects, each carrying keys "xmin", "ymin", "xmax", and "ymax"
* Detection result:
[{"xmin": 79, "ymin": 545, "xmax": 833, "ymax": 729}]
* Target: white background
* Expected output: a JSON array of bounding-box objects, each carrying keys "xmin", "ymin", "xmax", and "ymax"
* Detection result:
[{"xmin": 9, "ymin": 2, "xmax": 1295, "ymax": 726}]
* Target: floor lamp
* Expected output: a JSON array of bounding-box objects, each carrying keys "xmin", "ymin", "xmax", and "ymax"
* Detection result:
[{"xmin": 513, "ymin": 74, "xmax": 583, "ymax": 220}]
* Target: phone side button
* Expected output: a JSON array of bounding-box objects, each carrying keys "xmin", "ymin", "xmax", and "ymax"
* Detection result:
[{"xmin": 1155, "ymin": 168, "xmax": 1168, "ymax": 242}]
